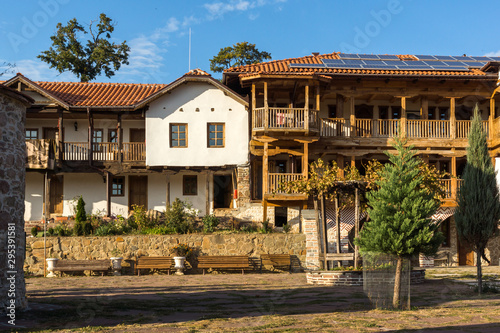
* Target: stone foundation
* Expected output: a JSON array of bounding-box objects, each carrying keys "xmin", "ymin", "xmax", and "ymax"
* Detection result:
[
  {"xmin": 306, "ymin": 269, "xmax": 425, "ymax": 286},
  {"xmin": 24, "ymin": 233, "xmax": 306, "ymax": 276}
]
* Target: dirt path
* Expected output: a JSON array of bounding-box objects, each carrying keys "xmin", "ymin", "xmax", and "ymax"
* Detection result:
[{"xmin": 3, "ymin": 268, "xmax": 500, "ymax": 332}]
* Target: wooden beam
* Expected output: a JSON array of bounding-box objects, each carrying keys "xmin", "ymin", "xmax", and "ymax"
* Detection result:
[
  {"xmin": 349, "ymin": 96, "xmax": 356, "ymax": 137},
  {"xmin": 264, "ymin": 81, "xmax": 268, "ymax": 130},
  {"xmin": 303, "ymin": 142, "xmax": 309, "ymax": 178},
  {"xmin": 335, "ymin": 194, "xmax": 340, "ymax": 266},
  {"xmin": 450, "ymin": 97, "xmax": 456, "ymax": 139},
  {"xmin": 421, "ymin": 96, "xmax": 428, "ymax": 120},
  {"xmin": 315, "ymin": 85, "xmax": 320, "ymax": 111},
  {"xmin": 88, "ymin": 108, "xmax": 93, "ymax": 165},
  {"xmin": 117, "ymin": 113, "xmax": 123, "ymax": 163},
  {"xmin": 58, "ymin": 110, "xmax": 64, "ymax": 163},
  {"xmin": 106, "ymin": 172, "xmax": 111, "ymax": 217},
  {"xmin": 336, "ymin": 94, "xmax": 344, "ymax": 119},
  {"xmin": 166, "ymin": 174, "xmax": 170, "ymax": 208},
  {"xmin": 263, "ymin": 199, "xmax": 268, "ymax": 223},
  {"xmin": 305, "ymin": 84, "xmax": 310, "ymax": 131},
  {"xmin": 400, "ymin": 96, "xmax": 407, "ymax": 136},
  {"xmin": 490, "ymin": 97, "xmax": 495, "ymax": 141},
  {"xmin": 263, "ymin": 141, "xmax": 269, "ymax": 198},
  {"xmin": 337, "ymin": 155, "xmax": 344, "ymax": 178},
  {"xmin": 205, "ymin": 171, "xmax": 210, "ymax": 215}
]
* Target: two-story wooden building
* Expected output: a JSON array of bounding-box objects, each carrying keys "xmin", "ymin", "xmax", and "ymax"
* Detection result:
[
  {"xmin": 223, "ymin": 52, "xmax": 500, "ymax": 265},
  {"xmin": 4, "ymin": 69, "xmax": 249, "ymax": 221}
]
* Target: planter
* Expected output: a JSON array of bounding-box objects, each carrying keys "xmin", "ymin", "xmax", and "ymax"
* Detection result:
[
  {"xmin": 110, "ymin": 257, "xmax": 123, "ymax": 276},
  {"xmin": 46, "ymin": 258, "xmax": 58, "ymax": 278},
  {"xmin": 173, "ymin": 256, "xmax": 186, "ymax": 275},
  {"xmin": 419, "ymin": 254, "xmax": 434, "ymax": 268}
]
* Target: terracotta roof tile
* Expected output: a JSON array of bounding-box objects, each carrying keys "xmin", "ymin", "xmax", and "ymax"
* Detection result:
[
  {"xmin": 224, "ymin": 52, "xmax": 491, "ymax": 78},
  {"xmin": 184, "ymin": 68, "xmax": 211, "ymax": 76},
  {"xmin": 36, "ymin": 81, "xmax": 167, "ymax": 107}
]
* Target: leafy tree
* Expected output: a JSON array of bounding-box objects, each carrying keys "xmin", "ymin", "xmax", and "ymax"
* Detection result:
[
  {"xmin": 38, "ymin": 13, "xmax": 130, "ymax": 82},
  {"xmin": 209, "ymin": 42, "xmax": 271, "ymax": 72},
  {"xmin": 356, "ymin": 137, "xmax": 443, "ymax": 309},
  {"xmin": 75, "ymin": 196, "xmax": 87, "ymax": 223},
  {"xmin": 454, "ymin": 105, "xmax": 500, "ymax": 294}
]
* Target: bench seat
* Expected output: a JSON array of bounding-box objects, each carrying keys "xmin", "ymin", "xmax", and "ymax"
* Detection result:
[
  {"xmin": 53, "ymin": 259, "xmax": 110, "ymax": 276},
  {"xmin": 261, "ymin": 254, "xmax": 291, "ymax": 272},
  {"xmin": 197, "ymin": 255, "xmax": 250, "ymax": 274},
  {"xmin": 135, "ymin": 256, "xmax": 174, "ymax": 275}
]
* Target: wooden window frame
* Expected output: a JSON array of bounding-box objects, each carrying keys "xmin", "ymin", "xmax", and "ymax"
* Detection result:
[
  {"xmin": 92, "ymin": 128, "xmax": 104, "ymax": 143},
  {"xmin": 170, "ymin": 123, "xmax": 188, "ymax": 148},
  {"xmin": 111, "ymin": 176, "xmax": 125, "ymax": 197},
  {"xmin": 26, "ymin": 128, "xmax": 39, "ymax": 140},
  {"xmin": 207, "ymin": 123, "xmax": 225, "ymax": 148},
  {"xmin": 183, "ymin": 175, "xmax": 198, "ymax": 196},
  {"xmin": 108, "ymin": 128, "xmax": 119, "ymax": 143}
]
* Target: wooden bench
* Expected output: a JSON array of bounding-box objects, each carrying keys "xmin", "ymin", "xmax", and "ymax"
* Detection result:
[
  {"xmin": 261, "ymin": 254, "xmax": 291, "ymax": 272},
  {"xmin": 52, "ymin": 259, "xmax": 110, "ymax": 276},
  {"xmin": 197, "ymin": 255, "xmax": 250, "ymax": 274},
  {"xmin": 135, "ymin": 256, "xmax": 174, "ymax": 276}
]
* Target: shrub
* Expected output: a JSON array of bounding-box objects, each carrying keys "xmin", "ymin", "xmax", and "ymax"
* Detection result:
[
  {"xmin": 73, "ymin": 220, "xmax": 93, "ymax": 236},
  {"xmin": 75, "ymin": 196, "xmax": 87, "ymax": 223},
  {"xmin": 283, "ymin": 223, "xmax": 291, "ymax": 233},
  {"xmin": 165, "ymin": 198, "xmax": 197, "ymax": 234},
  {"xmin": 30, "ymin": 226, "xmax": 38, "ymax": 237},
  {"xmin": 202, "ymin": 214, "xmax": 219, "ymax": 233},
  {"xmin": 131, "ymin": 205, "xmax": 157, "ymax": 230},
  {"xmin": 53, "ymin": 225, "xmax": 70, "ymax": 237},
  {"xmin": 259, "ymin": 219, "xmax": 272, "ymax": 234},
  {"xmin": 140, "ymin": 226, "xmax": 175, "ymax": 235},
  {"xmin": 47, "ymin": 227, "xmax": 55, "ymax": 236}
]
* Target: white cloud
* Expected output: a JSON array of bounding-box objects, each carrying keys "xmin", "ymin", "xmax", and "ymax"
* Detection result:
[
  {"xmin": 204, "ymin": 0, "xmax": 252, "ymax": 20},
  {"xmin": 8, "ymin": 59, "xmax": 76, "ymax": 82},
  {"xmin": 485, "ymin": 50, "xmax": 500, "ymax": 57}
]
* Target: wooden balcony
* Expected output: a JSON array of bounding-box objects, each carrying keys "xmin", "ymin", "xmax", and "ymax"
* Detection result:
[
  {"xmin": 320, "ymin": 118, "xmax": 489, "ymax": 139},
  {"xmin": 26, "ymin": 139, "xmax": 55, "ymax": 169},
  {"xmin": 63, "ymin": 142, "xmax": 145, "ymax": 162},
  {"xmin": 264, "ymin": 173, "xmax": 308, "ymax": 200},
  {"xmin": 439, "ymin": 178, "xmax": 463, "ymax": 206},
  {"xmin": 252, "ymin": 107, "xmax": 320, "ymax": 134}
]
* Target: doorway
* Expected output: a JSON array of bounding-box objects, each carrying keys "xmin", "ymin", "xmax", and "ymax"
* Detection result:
[
  {"xmin": 458, "ymin": 239, "xmax": 475, "ymax": 266},
  {"xmin": 275, "ymin": 206, "xmax": 287, "ymax": 227},
  {"xmin": 49, "ymin": 175, "xmax": 64, "ymax": 215},
  {"xmin": 128, "ymin": 175, "xmax": 148, "ymax": 210},
  {"xmin": 213, "ymin": 175, "xmax": 232, "ymax": 208}
]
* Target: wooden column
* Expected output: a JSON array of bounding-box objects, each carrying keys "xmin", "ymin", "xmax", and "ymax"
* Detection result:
[
  {"xmin": 304, "ymin": 84, "xmax": 310, "ymax": 131},
  {"xmin": 251, "ymin": 83, "xmax": 256, "ymax": 130},
  {"xmin": 400, "ymin": 97, "xmax": 407, "ymax": 136},
  {"xmin": 354, "ymin": 187, "xmax": 360, "ymax": 269},
  {"xmin": 337, "ymin": 155, "xmax": 345, "ymax": 178},
  {"xmin": 315, "ymin": 85, "xmax": 320, "ymax": 111},
  {"xmin": 58, "ymin": 110, "xmax": 64, "ymax": 162},
  {"xmin": 165, "ymin": 174, "xmax": 170, "ymax": 208},
  {"xmin": 263, "ymin": 199, "xmax": 268, "ymax": 224},
  {"xmin": 87, "ymin": 108, "xmax": 93, "ymax": 164},
  {"xmin": 421, "ymin": 96, "xmax": 429, "ymax": 120},
  {"xmin": 106, "ymin": 172, "xmax": 111, "ymax": 217},
  {"xmin": 349, "ymin": 96, "xmax": 356, "ymax": 137},
  {"xmin": 205, "ymin": 171, "xmax": 211, "ymax": 215},
  {"xmin": 373, "ymin": 105, "xmax": 380, "ymax": 137},
  {"xmin": 388, "ymin": 106, "xmax": 393, "ymax": 120},
  {"xmin": 450, "ymin": 97, "xmax": 456, "ymax": 139},
  {"xmin": 350, "ymin": 155, "xmax": 356, "ymax": 168},
  {"xmin": 451, "ymin": 155, "xmax": 457, "ymax": 200},
  {"xmin": 490, "ymin": 98, "xmax": 495, "ymax": 140},
  {"xmin": 117, "ymin": 113, "xmax": 123, "ymax": 163},
  {"xmin": 45, "ymin": 175, "xmax": 51, "ymax": 218},
  {"xmin": 303, "ymin": 142, "xmax": 309, "ymax": 179},
  {"xmin": 336, "ymin": 94, "xmax": 344, "ymax": 118},
  {"xmin": 263, "ymin": 141, "xmax": 269, "ymax": 198},
  {"xmin": 264, "ymin": 82, "xmax": 269, "ymax": 130}
]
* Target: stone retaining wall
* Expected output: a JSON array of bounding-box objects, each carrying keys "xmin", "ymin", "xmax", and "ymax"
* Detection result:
[
  {"xmin": 25, "ymin": 233, "xmax": 306, "ymax": 276},
  {"xmin": 306, "ymin": 269, "xmax": 425, "ymax": 286}
]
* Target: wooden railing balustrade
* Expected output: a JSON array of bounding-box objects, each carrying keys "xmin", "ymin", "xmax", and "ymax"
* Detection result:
[
  {"xmin": 64, "ymin": 142, "xmax": 89, "ymax": 161},
  {"xmin": 268, "ymin": 173, "xmax": 303, "ymax": 194},
  {"xmin": 321, "ymin": 118, "xmax": 348, "ymax": 136},
  {"xmin": 123, "ymin": 142, "xmax": 146, "ymax": 161},
  {"xmin": 252, "ymin": 107, "xmax": 319, "ymax": 131},
  {"xmin": 92, "ymin": 142, "xmax": 119, "ymax": 161},
  {"xmin": 62, "ymin": 142, "xmax": 145, "ymax": 162},
  {"xmin": 439, "ymin": 179, "xmax": 463, "ymax": 199}
]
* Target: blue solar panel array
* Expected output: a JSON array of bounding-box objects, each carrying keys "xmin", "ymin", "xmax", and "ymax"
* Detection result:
[{"xmin": 288, "ymin": 54, "xmax": 500, "ymax": 71}]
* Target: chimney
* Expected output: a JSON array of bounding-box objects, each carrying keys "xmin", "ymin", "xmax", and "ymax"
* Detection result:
[{"xmin": 312, "ymin": 52, "xmax": 319, "ymax": 56}]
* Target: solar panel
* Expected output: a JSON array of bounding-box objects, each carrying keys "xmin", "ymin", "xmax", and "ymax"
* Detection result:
[
  {"xmin": 289, "ymin": 63, "xmax": 325, "ymax": 68},
  {"xmin": 338, "ymin": 53, "xmax": 360, "ymax": 59},
  {"xmin": 453, "ymin": 56, "xmax": 475, "ymax": 61},
  {"xmin": 382, "ymin": 60, "xmax": 403, "ymax": 66},
  {"xmin": 358, "ymin": 54, "xmax": 380, "ymax": 59},
  {"xmin": 490, "ymin": 57, "xmax": 500, "ymax": 61},
  {"xmin": 471, "ymin": 56, "xmax": 492, "ymax": 61},
  {"xmin": 460, "ymin": 61, "xmax": 487, "ymax": 68},
  {"xmin": 378, "ymin": 55, "xmax": 400, "ymax": 60},
  {"xmin": 415, "ymin": 55, "xmax": 438, "ymax": 61},
  {"xmin": 362, "ymin": 60, "xmax": 385, "ymax": 65},
  {"xmin": 322, "ymin": 59, "xmax": 345, "ymax": 65},
  {"xmin": 343, "ymin": 59, "xmax": 364, "ymax": 65},
  {"xmin": 434, "ymin": 55, "xmax": 456, "ymax": 61}
]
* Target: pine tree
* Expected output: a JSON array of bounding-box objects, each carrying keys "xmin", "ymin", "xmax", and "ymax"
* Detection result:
[
  {"xmin": 454, "ymin": 105, "xmax": 500, "ymax": 294},
  {"xmin": 75, "ymin": 196, "xmax": 87, "ymax": 223},
  {"xmin": 356, "ymin": 137, "xmax": 443, "ymax": 308}
]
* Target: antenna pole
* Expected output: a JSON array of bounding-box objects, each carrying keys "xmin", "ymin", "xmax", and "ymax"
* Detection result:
[{"xmin": 189, "ymin": 28, "xmax": 191, "ymax": 71}]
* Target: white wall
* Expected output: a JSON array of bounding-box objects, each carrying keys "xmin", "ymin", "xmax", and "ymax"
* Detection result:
[
  {"xmin": 169, "ymin": 172, "xmax": 208, "ymax": 216},
  {"xmin": 24, "ymin": 172, "xmax": 44, "ymax": 221},
  {"xmin": 146, "ymin": 82, "xmax": 248, "ymax": 167}
]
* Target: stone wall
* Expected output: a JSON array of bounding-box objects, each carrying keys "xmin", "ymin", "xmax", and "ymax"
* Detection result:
[
  {"xmin": 306, "ymin": 269, "xmax": 425, "ymax": 286},
  {"xmin": 25, "ymin": 233, "xmax": 306, "ymax": 276},
  {"xmin": 236, "ymin": 165, "xmax": 250, "ymax": 207},
  {"xmin": 0, "ymin": 87, "xmax": 31, "ymax": 313}
]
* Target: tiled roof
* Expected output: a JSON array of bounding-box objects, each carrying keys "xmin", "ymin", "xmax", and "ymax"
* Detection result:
[
  {"xmin": 36, "ymin": 81, "xmax": 167, "ymax": 107},
  {"xmin": 224, "ymin": 52, "xmax": 490, "ymax": 78},
  {"xmin": 184, "ymin": 68, "xmax": 211, "ymax": 76}
]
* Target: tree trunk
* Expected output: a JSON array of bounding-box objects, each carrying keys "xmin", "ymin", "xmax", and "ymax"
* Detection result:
[
  {"xmin": 393, "ymin": 256, "xmax": 403, "ymax": 309},
  {"xmin": 477, "ymin": 249, "xmax": 483, "ymax": 295},
  {"xmin": 320, "ymin": 195, "xmax": 328, "ymax": 269}
]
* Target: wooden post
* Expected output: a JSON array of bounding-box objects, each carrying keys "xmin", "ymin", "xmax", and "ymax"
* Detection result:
[
  {"xmin": 117, "ymin": 113, "xmax": 123, "ymax": 163},
  {"xmin": 264, "ymin": 82, "xmax": 269, "ymax": 130},
  {"xmin": 305, "ymin": 84, "xmax": 310, "ymax": 131},
  {"xmin": 166, "ymin": 174, "xmax": 170, "ymax": 208},
  {"xmin": 337, "ymin": 155, "xmax": 345, "ymax": 178},
  {"xmin": 88, "ymin": 108, "xmax": 93, "ymax": 164},
  {"xmin": 251, "ymin": 83, "xmax": 256, "ymax": 130},
  {"xmin": 205, "ymin": 171, "xmax": 210, "ymax": 215},
  {"xmin": 106, "ymin": 172, "xmax": 111, "ymax": 217},
  {"xmin": 315, "ymin": 85, "xmax": 320, "ymax": 111},
  {"xmin": 490, "ymin": 98, "xmax": 495, "ymax": 140},
  {"xmin": 373, "ymin": 105, "xmax": 380, "ymax": 137},
  {"xmin": 421, "ymin": 96, "xmax": 429, "ymax": 120},
  {"xmin": 303, "ymin": 142, "xmax": 309, "ymax": 179},
  {"xmin": 451, "ymin": 155, "xmax": 457, "ymax": 200},
  {"xmin": 450, "ymin": 97, "xmax": 456, "ymax": 139},
  {"xmin": 263, "ymin": 199, "xmax": 268, "ymax": 224},
  {"xmin": 354, "ymin": 187, "xmax": 360, "ymax": 269},
  {"xmin": 400, "ymin": 96, "xmax": 407, "ymax": 137},
  {"xmin": 335, "ymin": 193, "xmax": 341, "ymax": 267},
  {"xmin": 320, "ymin": 195, "xmax": 328, "ymax": 269},
  {"xmin": 58, "ymin": 110, "xmax": 64, "ymax": 162},
  {"xmin": 350, "ymin": 155, "xmax": 355, "ymax": 168},
  {"xmin": 263, "ymin": 141, "xmax": 269, "ymax": 197},
  {"xmin": 349, "ymin": 96, "xmax": 356, "ymax": 137}
]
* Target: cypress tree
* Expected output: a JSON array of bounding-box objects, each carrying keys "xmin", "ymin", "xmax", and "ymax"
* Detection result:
[
  {"xmin": 357, "ymin": 137, "xmax": 443, "ymax": 308},
  {"xmin": 454, "ymin": 105, "xmax": 500, "ymax": 294}
]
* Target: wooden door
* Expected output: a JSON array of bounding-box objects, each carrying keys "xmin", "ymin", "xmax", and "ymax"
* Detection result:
[
  {"xmin": 49, "ymin": 175, "xmax": 64, "ymax": 215},
  {"xmin": 43, "ymin": 127, "xmax": 58, "ymax": 140},
  {"xmin": 128, "ymin": 175, "xmax": 148, "ymax": 210},
  {"xmin": 458, "ymin": 239, "xmax": 475, "ymax": 266},
  {"xmin": 130, "ymin": 129, "xmax": 145, "ymax": 142}
]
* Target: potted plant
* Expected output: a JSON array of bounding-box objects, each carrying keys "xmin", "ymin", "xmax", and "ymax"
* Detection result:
[{"xmin": 171, "ymin": 243, "xmax": 192, "ymax": 275}]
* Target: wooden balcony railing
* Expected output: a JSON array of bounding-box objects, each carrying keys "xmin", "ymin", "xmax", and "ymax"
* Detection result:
[
  {"xmin": 26, "ymin": 139, "xmax": 55, "ymax": 169},
  {"xmin": 268, "ymin": 173, "xmax": 303, "ymax": 194},
  {"xmin": 252, "ymin": 107, "xmax": 319, "ymax": 131},
  {"xmin": 439, "ymin": 179, "xmax": 463, "ymax": 199},
  {"xmin": 320, "ymin": 118, "xmax": 490, "ymax": 139},
  {"xmin": 63, "ymin": 142, "xmax": 145, "ymax": 162}
]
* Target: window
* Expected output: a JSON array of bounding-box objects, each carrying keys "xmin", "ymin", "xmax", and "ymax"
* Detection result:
[
  {"xmin": 170, "ymin": 124, "xmax": 187, "ymax": 147},
  {"xmin": 111, "ymin": 177, "xmax": 125, "ymax": 196},
  {"xmin": 183, "ymin": 175, "xmax": 197, "ymax": 195},
  {"xmin": 440, "ymin": 218, "xmax": 451, "ymax": 247},
  {"xmin": 208, "ymin": 123, "xmax": 224, "ymax": 147},
  {"xmin": 108, "ymin": 129, "xmax": 118, "ymax": 143},
  {"xmin": 93, "ymin": 129, "xmax": 103, "ymax": 143},
  {"xmin": 328, "ymin": 105, "xmax": 337, "ymax": 118},
  {"xmin": 26, "ymin": 129, "xmax": 38, "ymax": 140}
]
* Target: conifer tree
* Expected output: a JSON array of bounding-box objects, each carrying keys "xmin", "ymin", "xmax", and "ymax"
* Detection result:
[
  {"xmin": 356, "ymin": 137, "xmax": 443, "ymax": 308},
  {"xmin": 455, "ymin": 105, "xmax": 500, "ymax": 294}
]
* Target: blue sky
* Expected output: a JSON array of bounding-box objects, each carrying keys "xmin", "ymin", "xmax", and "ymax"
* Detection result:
[{"xmin": 1, "ymin": 0, "xmax": 500, "ymax": 84}]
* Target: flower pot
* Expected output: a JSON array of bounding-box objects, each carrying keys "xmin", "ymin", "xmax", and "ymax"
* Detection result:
[
  {"xmin": 110, "ymin": 257, "xmax": 123, "ymax": 276},
  {"xmin": 46, "ymin": 258, "xmax": 58, "ymax": 277},
  {"xmin": 173, "ymin": 256, "xmax": 186, "ymax": 275}
]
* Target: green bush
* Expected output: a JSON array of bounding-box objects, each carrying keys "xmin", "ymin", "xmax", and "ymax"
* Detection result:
[
  {"xmin": 131, "ymin": 205, "xmax": 157, "ymax": 230},
  {"xmin": 140, "ymin": 226, "xmax": 175, "ymax": 235},
  {"xmin": 75, "ymin": 196, "xmax": 87, "ymax": 223},
  {"xmin": 259, "ymin": 219, "xmax": 272, "ymax": 233},
  {"xmin": 165, "ymin": 198, "xmax": 197, "ymax": 234},
  {"xmin": 283, "ymin": 223, "xmax": 291, "ymax": 233},
  {"xmin": 202, "ymin": 214, "xmax": 219, "ymax": 233},
  {"xmin": 30, "ymin": 226, "xmax": 38, "ymax": 237},
  {"xmin": 47, "ymin": 227, "xmax": 55, "ymax": 236},
  {"xmin": 73, "ymin": 220, "xmax": 93, "ymax": 236},
  {"xmin": 53, "ymin": 225, "xmax": 70, "ymax": 237}
]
